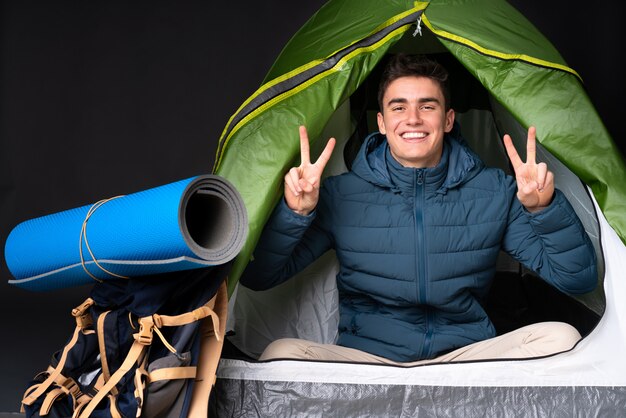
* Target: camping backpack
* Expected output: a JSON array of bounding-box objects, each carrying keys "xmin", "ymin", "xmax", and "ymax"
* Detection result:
[{"xmin": 19, "ymin": 264, "xmax": 229, "ymax": 418}]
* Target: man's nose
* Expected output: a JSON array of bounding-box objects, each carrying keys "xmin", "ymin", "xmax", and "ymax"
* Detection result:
[{"xmin": 407, "ymin": 108, "xmax": 422, "ymax": 124}]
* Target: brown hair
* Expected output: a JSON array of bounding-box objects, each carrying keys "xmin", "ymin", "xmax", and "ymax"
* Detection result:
[{"xmin": 377, "ymin": 54, "xmax": 451, "ymax": 111}]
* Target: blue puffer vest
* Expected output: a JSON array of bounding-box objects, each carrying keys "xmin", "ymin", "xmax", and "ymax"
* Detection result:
[{"xmin": 242, "ymin": 131, "xmax": 597, "ymax": 362}]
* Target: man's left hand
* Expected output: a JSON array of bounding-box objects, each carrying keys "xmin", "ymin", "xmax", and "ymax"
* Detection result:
[{"xmin": 503, "ymin": 126, "xmax": 554, "ymax": 212}]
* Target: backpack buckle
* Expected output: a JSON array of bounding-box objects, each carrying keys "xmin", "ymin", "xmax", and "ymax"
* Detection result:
[
  {"xmin": 71, "ymin": 298, "xmax": 94, "ymax": 329},
  {"xmin": 135, "ymin": 317, "xmax": 154, "ymax": 346},
  {"xmin": 60, "ymin": 377, "xmax": 81, "ymax": 397}
]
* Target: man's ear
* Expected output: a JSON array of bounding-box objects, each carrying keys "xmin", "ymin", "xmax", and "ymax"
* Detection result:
[
  {"xmin": 444, "ymin": 109, "xmax": 455, "ymax": 133},
  {"xmin": 377, "ymin": 112, "xmax": 386, "ymax": 134}
]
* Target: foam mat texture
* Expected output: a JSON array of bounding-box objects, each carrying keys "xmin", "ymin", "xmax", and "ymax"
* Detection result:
[{"xmin": 5, "ymin": 175, "xmax": 247, "ymax": 291}]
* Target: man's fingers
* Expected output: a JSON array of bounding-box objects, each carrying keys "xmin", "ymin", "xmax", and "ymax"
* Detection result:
[
  {"xmin": 526, "ymin": 126, "xmax": 537, "ymax": 164},
  {"xmin": 314, "ymin": 137, "xmax": 336, "ymax": 169},
  {"xmin": 543, "ymin": 170, "xmax": 555, "ymax": 192},
  {"xmin": 536, "ymin": 162, "xmax": 548, "ymax": 191},
  {"xmin": 503, "ymin": 134, "xmax": 523, "ymax": 169},
  {"xmin": 520, "ymin": 180, "xmax": 538, "ymax": 197},
  {"xmin": 299, "ymin": 125, "xmax": 311, "ymax": 165},
  {"xmin": 285, "ymin": 168, "xmax": 302, "ymax": 196},
  {"xmin": 299, "ymin": 178, "xmax": 315, "ymax": 193}
]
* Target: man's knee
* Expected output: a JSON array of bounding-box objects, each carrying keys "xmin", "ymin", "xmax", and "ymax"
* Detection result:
[
  {"xmin": 554, "ymin": 322, "xmax": 582, "ymax": 346},
  {"xmin": 522, "ymin": 321, "xmax": 582, "ymax": 354},
  {"xmin": 259, "ymin": 338, "xmax": 311, "ymax": 361}
]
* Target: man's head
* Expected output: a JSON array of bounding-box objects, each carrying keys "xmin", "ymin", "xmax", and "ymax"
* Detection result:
[{"xmin": 376, "ymin": 54, "xmax": 455, "ymax": 168}]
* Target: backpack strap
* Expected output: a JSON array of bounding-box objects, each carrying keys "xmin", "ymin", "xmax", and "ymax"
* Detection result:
[
  {"xmin": 39, "ymin": 376, "xmax": 89, "ymax": 416},
  {"xmin": 77, "ymin": 335, "xmax": 149, "ymax": 418},
  {"xmin": 188, "ymin": 279, "xmax": 228, "ymax": 417},
  {"xmin": 148, "ymin": 366, "xmax": 197, "ymax": 382},
  {"xmin": 133, "ymin": 349, "xmax": 150, "ymax": 417},
  {"xmin": 21, "ymin": 298, "xmax": 95, "ymax": 409},
  {"xmin": 108, "ymin": 394, "xmax": 123, "ymax": 418},
  {"xmin": 96, "ymin": 310, "xmax": 119, "ymax": 397},
  {"xmin": 78, "ymin": 279, "xmax": 227, "ymax": 418}
]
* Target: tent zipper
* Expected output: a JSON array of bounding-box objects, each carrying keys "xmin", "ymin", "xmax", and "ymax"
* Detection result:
[{"xmin": 213, "ymin": 8, "xmax": 426, "ymax": 172}]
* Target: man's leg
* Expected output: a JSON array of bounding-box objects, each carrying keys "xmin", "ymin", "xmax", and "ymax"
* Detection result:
[
  {"xmin": 259, "ymin": 322, "xmax": 581, "ymax": 364},
  {"xmin": 418, "ymin": 322, "xmax": 581, "ymax": 364},
  {"xmin": 259, "ymin": 338, "xmax": 397, "ymax": 364}
]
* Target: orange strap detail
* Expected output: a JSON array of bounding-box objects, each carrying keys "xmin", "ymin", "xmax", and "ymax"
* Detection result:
[
  {"xmin": 77, "ymin": 340, "xmax": 147, "ymax": 418},
  {"xmin": 96, "ymin": 310, "xmax": 119, "ymax": 397},
  {"xmin": 187, "ymin": 280, "xmax": 228, "ymax": 417},
  {"xmin": 22, "ymin": 325, "xmax": 82, "ymax": 406},
  {"xmin": 148, "ymin": 366, "xmax": 197, "ymax": 382},
  {"xmin": 108, "ymin": 393, "xmax": 123, "ymax": 418}
]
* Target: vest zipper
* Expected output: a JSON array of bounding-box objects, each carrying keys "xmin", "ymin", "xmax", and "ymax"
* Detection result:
[{"xmin": 413, "ymin": 169, "xmax": 431, "ymax": 358}]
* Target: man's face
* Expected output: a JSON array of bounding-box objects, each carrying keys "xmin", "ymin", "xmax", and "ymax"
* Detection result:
[{"xmin": 377, "ymin": 76, "xmax": 455, "ymax": 168}]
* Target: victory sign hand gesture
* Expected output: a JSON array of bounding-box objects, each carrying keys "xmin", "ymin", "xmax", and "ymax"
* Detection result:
[
  {"xmin": 284, "ymin": 126, "xmax": 336, "ymax": 216},
  {"xmin": 503, "ymin": 126, "xmax": 554, "ymax": 212}
]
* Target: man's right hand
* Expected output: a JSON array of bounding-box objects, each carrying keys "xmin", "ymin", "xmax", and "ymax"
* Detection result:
[{"xmin": 284, "ymin": 125, "xmax": 336, "ymax": 216}]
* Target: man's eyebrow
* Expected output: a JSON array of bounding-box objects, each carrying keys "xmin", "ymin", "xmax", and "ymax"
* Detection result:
[
  {"xmin": 385, "ymin": 97, "xmax": 441, "ymax": 106},
  {"xmin": 419, "ymin": 97, "xmax": 441, "ymax": 104},
  {"xmin": 386, "ymin": 98, "xmax": 408, "ymax": 106}
]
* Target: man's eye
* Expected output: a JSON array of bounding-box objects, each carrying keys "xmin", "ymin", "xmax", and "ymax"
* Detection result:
[
  {"xmin": 392, "ymin": 106, "xmax": 404, "ymax": 112},
  {"xmin": 421, "ymin": 105, "xmax": 435, "ymax": 111}
]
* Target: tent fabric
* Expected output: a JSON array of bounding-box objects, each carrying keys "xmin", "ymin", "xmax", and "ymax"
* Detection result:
[
  {"xmin": 212, "ymin": 380, "xmax": 626, "ymax": 417},
  {"xmin": 213, "ymin": 4, "xmax": 424, "ymax": 293},
  {"xmin": 5, "ymin": 175, "xmax": 247, "ymax": 291}
]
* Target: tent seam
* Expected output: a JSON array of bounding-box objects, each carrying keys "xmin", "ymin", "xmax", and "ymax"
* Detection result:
[
  {"xmin": 212, "ymin": 6, "xmax": 427, "ymax": 173},
  {"xmin": 420, "ymin": 14, "xmax": 581, "ymax": 81}
]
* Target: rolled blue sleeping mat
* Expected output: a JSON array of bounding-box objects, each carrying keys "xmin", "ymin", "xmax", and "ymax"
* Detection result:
[{"xmin": 5, "ymin": 174, "xmax": 248, "ymax": 291}]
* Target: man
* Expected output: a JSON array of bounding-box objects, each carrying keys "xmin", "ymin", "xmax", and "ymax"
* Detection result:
[{"xmin": 240, "ymin": 54, "xmax": 597, "ymax": 365}]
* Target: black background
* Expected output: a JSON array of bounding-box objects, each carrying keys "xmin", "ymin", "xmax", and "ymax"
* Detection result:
[{"xmin": 0, "ymin": 0, "xmax": 624, "ymax": 411}]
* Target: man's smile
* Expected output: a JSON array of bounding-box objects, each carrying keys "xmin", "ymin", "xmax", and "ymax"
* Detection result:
[{"xmin": 400, "ymin": 131, "xmax": 428, "ymax": 140}]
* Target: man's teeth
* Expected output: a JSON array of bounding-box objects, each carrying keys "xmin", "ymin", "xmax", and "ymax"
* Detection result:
[{"xmin": 402, "ymin": 132, "xmax": 427, "ymax": 139}]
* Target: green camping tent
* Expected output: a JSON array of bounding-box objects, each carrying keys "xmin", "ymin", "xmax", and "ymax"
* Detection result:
[{"xmin": 212, "ymin": 0, "xmax": 626, "ymax": 296}]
